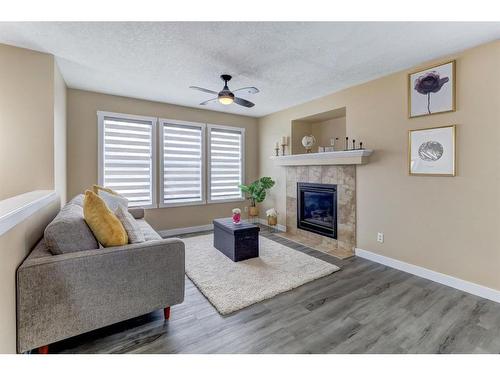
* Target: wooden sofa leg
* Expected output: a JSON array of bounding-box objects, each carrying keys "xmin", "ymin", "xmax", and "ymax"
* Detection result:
[
  {"xmin": 38, "ymin": 345, "xmax": 49, "ymax": 354},
  {"xmin": 163, "ymin": 307, "xmax": 171, "ymax": 320}
]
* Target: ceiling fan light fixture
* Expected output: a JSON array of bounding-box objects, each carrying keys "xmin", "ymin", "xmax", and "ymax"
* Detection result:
[
  {"xmin": 190, "ymin": 74, "xmax": 257, "ymax": 108},
  {"xmin": 218, "ymin": 96, "xmax": 234, "ymax": 105},
  {"xmin": 218, "ymin": 91, "xmax": 235, "ymax": 105}
]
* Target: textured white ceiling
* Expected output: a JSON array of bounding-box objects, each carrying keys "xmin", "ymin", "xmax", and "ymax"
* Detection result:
[{"xmin": 0, "ymin": 22, "xmax": 499, "ymax": 117}]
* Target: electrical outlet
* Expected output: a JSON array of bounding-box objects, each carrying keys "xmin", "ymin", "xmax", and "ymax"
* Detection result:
[
  {"xmin": 244, "ymin": 206, "xmax": 248, "ymax": 212},
  {"xmin": 377, "ymin": 232, "xmax": 384, "ymax": 243}
]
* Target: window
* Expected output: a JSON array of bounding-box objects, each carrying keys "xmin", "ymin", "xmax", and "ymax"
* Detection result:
[
  {"xmin": 97, "ymin": 111, "xmax": 157, "ymax": 208},
  {"xmin": 159, "ymin": 119, "xmax": 205, "ymax": 207},
  {"xmin": 97, "ymin": 111, "xmax": 245, "ymax": 208},
  {"xmin": 207, "ymin": 125, "xmax": 245, "ymax": 203}
]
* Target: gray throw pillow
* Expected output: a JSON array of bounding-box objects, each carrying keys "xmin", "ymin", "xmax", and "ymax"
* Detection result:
[
  {"xmin": 115, "ymin": 205, "xmax": 145, "ymax": 244},
  {"xmin": 44, "ymin": 204, "xmax": 99, "ymax": 255}
]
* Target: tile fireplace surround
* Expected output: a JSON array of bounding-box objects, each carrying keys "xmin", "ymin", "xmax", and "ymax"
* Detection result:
[{"xmin": 280, "ymin": 165, "xmax": 356, "ymax": 259}]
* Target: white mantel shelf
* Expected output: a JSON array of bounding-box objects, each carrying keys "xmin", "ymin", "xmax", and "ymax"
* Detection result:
[{"xmin": 270, "ymin": 149, "xmax": 373, "ymax": 166}]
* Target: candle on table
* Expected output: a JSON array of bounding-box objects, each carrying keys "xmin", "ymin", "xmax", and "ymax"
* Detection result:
[{"xmin": 281, "ymin": 136, "xmax": 288, "ymax": 146}]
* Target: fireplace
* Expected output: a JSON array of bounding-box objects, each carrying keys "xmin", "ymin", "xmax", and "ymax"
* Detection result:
[{"xmin": 297, "ymin": 182, "xmax": 337, "ymax": 239}]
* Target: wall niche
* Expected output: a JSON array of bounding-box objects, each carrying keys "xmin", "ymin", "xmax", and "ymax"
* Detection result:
[{"xmin": 291, "ymin": 107, "xmax": 346, "ymax": 155}]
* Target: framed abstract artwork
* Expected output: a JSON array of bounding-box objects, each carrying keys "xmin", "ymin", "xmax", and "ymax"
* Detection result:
[
  {"xmin": 408, "ymin": 125, "xmax": 456, "ymax": 176},
  {"xmin": 408, "ymin": 60, "xmax": 456, "ymax": 118}
]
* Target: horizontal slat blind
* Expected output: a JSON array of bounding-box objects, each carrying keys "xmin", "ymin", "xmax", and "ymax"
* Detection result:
[
  {"xmin": 208, "ymin": 126, "xmax": 244, "ymax": 202},
  {"xmin": 161, "ymin": 121, "xmax": 205, "ymax": 206},
  {"xmin": 99, "ymin": 113, "xmax": 156, "ymax": 208}
]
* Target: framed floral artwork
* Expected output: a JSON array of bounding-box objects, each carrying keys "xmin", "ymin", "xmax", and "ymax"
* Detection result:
[
  {"xmin": 408, "ymin": 60, "xmax": 455, "ymax": 118},
  {"xmin": 408, "ymin": 125, "xmax": 456, "ymax": 176}
]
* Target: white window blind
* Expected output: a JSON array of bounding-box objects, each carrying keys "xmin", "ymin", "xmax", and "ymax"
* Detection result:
[
  {"xmin": 160, "ymin": 120, "xmax": 205, "ymax": 207},
  {"xmin": 208, "ymin": 125, "xmax": 245, "ymax": 203},
  {"xmin": 98, "ymin": 111, "xmax": 156, "ymax": 208}
]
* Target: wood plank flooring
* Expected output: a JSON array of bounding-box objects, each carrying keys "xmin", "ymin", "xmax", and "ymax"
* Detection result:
[{"xmin": 50, "ymin": 227, "xmax": 500, "ymax": 354}]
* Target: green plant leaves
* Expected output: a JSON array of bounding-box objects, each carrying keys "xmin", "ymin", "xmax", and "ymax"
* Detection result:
[{"xmin": 238, "ymin": 177, "xmax": 275, "ymax": 205}]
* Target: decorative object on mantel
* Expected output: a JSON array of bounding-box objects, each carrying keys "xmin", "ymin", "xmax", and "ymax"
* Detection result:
[
  {"xmin": 239, "ymin": 177, "xmax": 276, "ymax": 221},
  {"xmin": 301, "ymin": 135, "xmax": 316, "ymax": 153},
  {"xmin": 318, "ymin": 146, "xmax": 325, "ymax": 153},
  {"xmin": 408, "ymin": 125, "xmax": 456, "ymax": 176},
  {"xmin": 274, "ymin": 141, "xmax": 280, "ymax": 156},
  {"xmin": 266, "ymin": 208, "xmax": 278, "ymax": 231},
  {"xmin": 280, "ymin": 136, "xmax": 288, "ymax": 156},
  {"xmin": 232, "ymin": 208, "xmax": 241, "ymax": 224},
  {"xmin": 408, "ymin": 60, "xmax": 455, "ymax": 118}
]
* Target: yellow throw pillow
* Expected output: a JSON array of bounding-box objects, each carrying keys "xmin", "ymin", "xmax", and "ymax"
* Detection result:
[
  {"xmin": 92, "ymin": 184, "xmax": 119, "ymax": 196},
  {"xmin": 83, "ymin": 190, "xmax": 128, "ymax": 247}
]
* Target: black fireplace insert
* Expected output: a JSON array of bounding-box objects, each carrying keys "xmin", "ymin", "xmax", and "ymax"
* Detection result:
[{"xmin": 297, "ymin": 182, "xmax": 337, "ymax": 239}]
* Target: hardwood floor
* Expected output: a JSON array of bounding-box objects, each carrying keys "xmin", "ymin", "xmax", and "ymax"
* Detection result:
[{"xmin": 50, "ymin": 227, "xmax": 500, "ymax": 354}]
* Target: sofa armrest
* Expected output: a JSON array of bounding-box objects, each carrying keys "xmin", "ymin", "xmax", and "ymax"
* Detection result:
[{"xmin": 17, "ymin": 238, "xmax": 185, "ymax": 353}]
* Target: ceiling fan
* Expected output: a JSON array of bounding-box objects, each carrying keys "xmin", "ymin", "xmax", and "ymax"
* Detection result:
[{"xmin": 189, "ymin": 74, "xmax": 259, "ymax": 108}]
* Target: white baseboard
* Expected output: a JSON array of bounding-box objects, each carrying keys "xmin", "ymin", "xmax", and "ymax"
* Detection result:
[
  {"xmin": 355, "ymin": 248, "xmax": 500, "ymax": 304},
  {"xmin": 159, "ymin": 224, "xmax": 213, "ymax": 237},
  {"xmin": 158, "ymin": 219, "xmax": 286, "ymax": 238}
]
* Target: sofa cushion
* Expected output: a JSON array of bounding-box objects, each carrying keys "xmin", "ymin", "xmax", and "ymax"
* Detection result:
[
  {"xmin": 69, "ymin": 194, "xmax": 84, "ymax": 207},
  {"xmin": 44, "ymin": 204, "xmax": 99, "ymax": 255},
  {"xmin": 115, "ymin": 205, "xmax": 145, "ymax": 244},
  {"xmin": 83, "ymin": 190, "xmax": 128, "ymax": 247},
  {"xmin": 136, "ymin": 219, "xmax": 162, "ymax": 241}
]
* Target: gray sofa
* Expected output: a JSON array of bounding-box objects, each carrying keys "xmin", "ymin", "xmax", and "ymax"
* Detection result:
[{"xmin": 16, "ymin": 195, "xmax": 185, "ymax": 354}]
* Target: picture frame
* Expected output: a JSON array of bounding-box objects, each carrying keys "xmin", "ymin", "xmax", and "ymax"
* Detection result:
[
  {"xmin": 408, "ymin": 60, "xmax": 456, "ymax": 118},
  {"xmin": 408, "ymin": 125, "xmax": 456, "ymax": 176}
]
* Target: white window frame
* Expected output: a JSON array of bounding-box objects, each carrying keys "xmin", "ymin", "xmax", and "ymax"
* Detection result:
[
  {"xmin": 159, "ymin": 118, "xmax": 207, "ymax": 208},
  {"xmin": 207, "ymin": 124, "xmax": 246, "ymax": 204},
  {"xmin": 97, "ymin": 111, "xmax": 158, "ymax": 209}
]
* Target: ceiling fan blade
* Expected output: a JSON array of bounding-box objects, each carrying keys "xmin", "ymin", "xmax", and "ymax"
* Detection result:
[
  {"xmin": 199, "ymin": 97, "xmax": 219, "ymax": 105},
  {"xmin": 189, "ymin": 86, "xmax": 218, "ymax": 95},
  {"xmin": 232, "ymin": 87, "xmax": 260, "ymax": 95},
  {"xmin": 234, "ymin": 97, "xmax": 255, "ymax": 108}
]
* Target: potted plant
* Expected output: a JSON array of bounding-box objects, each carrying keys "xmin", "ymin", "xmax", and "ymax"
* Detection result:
[
  {"xmin": 239, "ymin": 177, "xmax": 275, "ymax": 217},
  {"xmin": 266, "ymin": 208, "xmax": 278, "ymax": 226}
]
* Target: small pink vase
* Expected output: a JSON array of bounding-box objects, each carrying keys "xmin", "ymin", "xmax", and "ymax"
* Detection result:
[{"xmin": 232, "ymin": 212, "xmax": 241, "ymax": 224}]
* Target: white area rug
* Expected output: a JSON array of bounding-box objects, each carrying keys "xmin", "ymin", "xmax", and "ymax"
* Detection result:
[{"xmin": 182, "ymin": 234, "xmax": 340, "ymax": 315}]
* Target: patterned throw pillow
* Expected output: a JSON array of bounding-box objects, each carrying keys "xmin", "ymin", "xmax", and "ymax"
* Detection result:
[
  {"xmin": 98, "ymin": 189, "xmax": 129, "ymax": 211},
  {"xmin": 83, "ymin": 190, "xmax": 128, "ymax": 247},
  {"xmin": 92, "ymin": 184, "xmax": 129, "ymax": 211},
  {"xmin": 115, "ymin": 205, "xmax": 146, "ymax": 244}
]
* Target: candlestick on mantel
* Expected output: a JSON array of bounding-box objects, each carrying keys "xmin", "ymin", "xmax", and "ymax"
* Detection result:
[
  {"xmin": 359, "ymin": 142, "xmax": 363, "ymax": 150},
  {"xmin": 345, "ymin": 137, "xmax": 349, "ymax": 151},
  {"xmin": 352, "ymin": 139, "xmax": 356, "ymax": 150},
  {"xmin": 280, "ymin": 136, "xmax": 288, "ymax": 156}
]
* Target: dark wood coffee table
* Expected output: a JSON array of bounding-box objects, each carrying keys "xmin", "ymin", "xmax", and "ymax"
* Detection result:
[{"xmin": 213, "ymin": 218, "xmax": 260, "ymax": 262}]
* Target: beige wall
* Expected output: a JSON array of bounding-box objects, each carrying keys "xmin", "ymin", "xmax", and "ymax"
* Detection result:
[
  {"xmin": 0, "ymin": 44, "xmax": 66, "ymax": 353},
  {"xmin": 54, "ymin": 63, "xmax": 67, "ymax": 204},
  {"xmin": 258, "ymin": 40, "xmax": 500, "ymax": 291},
  {"xmin": 0, "ymin": 197, "xmax": 60, "ymax": 353},
  {"xmin": 311, "ymin": 117, "xmax": 347, "ymax": 151},
  {"xmin": 67, "ymin": 89, "xmax": 259, "ymax": 230},
  {"xmin": 0, "ymin": 44, "xmax": 55, "ymax": 199}
]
